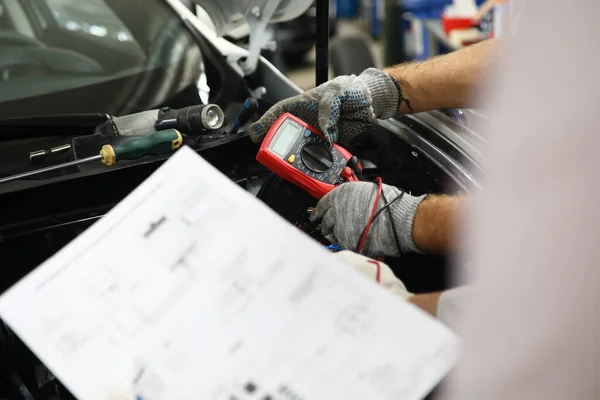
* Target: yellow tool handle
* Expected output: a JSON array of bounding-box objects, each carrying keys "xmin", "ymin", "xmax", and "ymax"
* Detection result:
[{"xmin": 100, "ymin": 129, "xmax": 183, "ymax": 166}]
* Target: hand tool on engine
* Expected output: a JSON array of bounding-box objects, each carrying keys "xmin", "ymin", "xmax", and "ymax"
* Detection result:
[
  {"xmin": 0, "ymin": 129, "xmax": 183, "ymax": 185},
  {"xmin": 229, "ymin": 97, "xmax": 260, "ymax": 134},
  {"xmin": 194, "ymin": 97, "xmax": 260, "ymax": 144},
  {"xmin": 96, "ymin": 104, "xmax": 225, "ymax": 137},
  {"xmin": 256, "ymin": 113, "xmax": 360, "ymax": 199}
]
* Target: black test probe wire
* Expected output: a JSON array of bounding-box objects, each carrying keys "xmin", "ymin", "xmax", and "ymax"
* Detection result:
[
  {"xmin": 308, "ymin": 161, "xmax": 406, "ymax": 282},
  {"xmin": 344, "ymin": 156, "xmax": 404, "ymax": 257},
  {"xmin": 354, "ymin": 177, "xmax": 405, "ymax": 262}
]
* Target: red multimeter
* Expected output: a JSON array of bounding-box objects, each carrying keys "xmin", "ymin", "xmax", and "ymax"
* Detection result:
[{"xmin": 256, "ymin": 113, "xmax": 360, "ymax": 199}]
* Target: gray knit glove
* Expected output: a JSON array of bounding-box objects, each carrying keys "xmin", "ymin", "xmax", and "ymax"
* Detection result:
[
  {"xmin": 249, "ymin": 68, "xmax": 400, "ymax": 145},
  {"xmin": 312, "ymin": 182, "xmax": 426, "ymax": 256}
]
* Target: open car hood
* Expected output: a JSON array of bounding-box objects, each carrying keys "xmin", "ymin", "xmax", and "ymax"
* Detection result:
[{"xmin": 192, "ymin": 0, "xmax": 313, "ymax": 37}]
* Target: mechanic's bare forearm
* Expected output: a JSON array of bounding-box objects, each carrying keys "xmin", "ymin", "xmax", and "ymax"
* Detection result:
[
  {"xmin": 412, "ymin": 195, "xmax": 468, "ymax": 254},
  {"xmin": 384, "ymin": 39, "xmax": 499, "ymax": 114},
  {"xmin": 408, "ymin": 292, "xmax": 443, "ymax": 317}
]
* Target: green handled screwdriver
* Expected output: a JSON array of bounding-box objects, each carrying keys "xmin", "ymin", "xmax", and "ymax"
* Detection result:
[{"xmin": 0, "ymin": 129, "xmax": 183, "ymax": 185}]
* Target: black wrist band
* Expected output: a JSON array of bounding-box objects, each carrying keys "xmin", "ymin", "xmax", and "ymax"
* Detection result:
[{"xmin": 389, "ymin": 74, "xmax": 414, "ymax": 113}]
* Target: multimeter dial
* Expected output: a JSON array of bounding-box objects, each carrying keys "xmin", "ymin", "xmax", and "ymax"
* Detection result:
[
  {"xmin": 293, "ymin": 134, "xmax": 344, "ymax": 184},
  {"xmin": 257, "ymin": 113, "xmax": 359, "ymax": 198},
  {"xmin": 300, "ymin": 143, "xmax": 333, "ymax": 173}
]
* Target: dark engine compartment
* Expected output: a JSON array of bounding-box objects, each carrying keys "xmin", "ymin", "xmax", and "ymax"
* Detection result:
[
  {"xmin": 0, "ymin": 122, "xmax": 453, "ymax": 292},
  {"xmin": 0, "ymin": 117, "xmax": 456, "ymax": 399}
]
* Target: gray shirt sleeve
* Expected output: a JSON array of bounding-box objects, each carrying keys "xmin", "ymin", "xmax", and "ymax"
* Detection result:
[
  {"xmin": 436, "ymin": 286, "xmax": 471, "ymax": 331},
  {"xmin": 443, "ymin": 1, "xmax": 600, "ymax": 399}
]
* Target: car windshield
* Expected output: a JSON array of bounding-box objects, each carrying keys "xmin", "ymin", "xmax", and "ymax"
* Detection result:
[{"xmin": 0, "ymin": 0, "xmax": 208, "ymax": 119}]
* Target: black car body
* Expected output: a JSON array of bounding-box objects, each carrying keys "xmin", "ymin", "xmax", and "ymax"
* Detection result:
[{"xmin": 0, "ymin": 0, "xmax": 484, "ymax": 398}]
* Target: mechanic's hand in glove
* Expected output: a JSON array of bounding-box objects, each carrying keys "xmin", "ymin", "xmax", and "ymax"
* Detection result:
[
  {"xmin": 334, "ymin": 251, "xmax": 413, "ymax": 300},
  {"xmin": 249, "ymin": 68, "xmax": 400, "ymax": 144},
  {"xmin": 313, "ymin": 182, "xmax": 426, "ymax": 256}
]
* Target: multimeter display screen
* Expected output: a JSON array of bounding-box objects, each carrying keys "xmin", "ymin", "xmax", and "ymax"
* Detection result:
[{"xmin": 270, "ymin": 121, "xmax": 302, "ymax": 157}]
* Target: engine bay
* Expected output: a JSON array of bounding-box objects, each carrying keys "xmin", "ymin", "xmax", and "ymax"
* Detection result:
[{"xmin": 0, "ymin": 105, "xmax": 460, "ymax": 399}]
